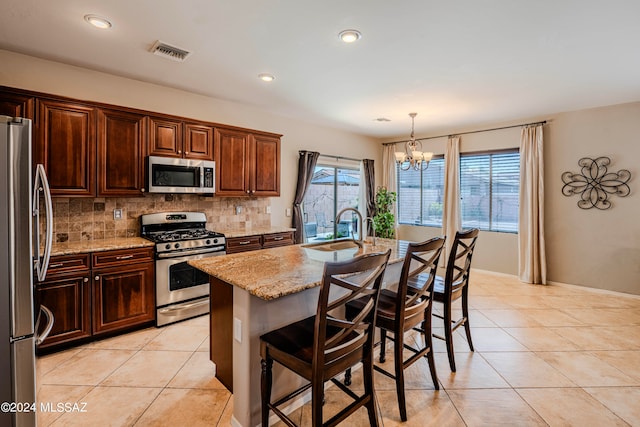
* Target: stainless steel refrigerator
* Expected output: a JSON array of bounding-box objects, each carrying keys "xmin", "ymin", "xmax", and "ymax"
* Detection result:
[{"xmin": 1, "ymin": 116, "xmax": 54, "ymax": 427}]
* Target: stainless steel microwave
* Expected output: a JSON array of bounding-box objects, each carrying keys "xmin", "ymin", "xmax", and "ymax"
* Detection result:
[{"xmin": 146, "ymin": 156, "xmax": 215, "ymax": 194}]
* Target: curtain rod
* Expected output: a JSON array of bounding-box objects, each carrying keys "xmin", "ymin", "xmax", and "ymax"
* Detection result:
[
  {"xmin": 318, "ymin": 153, "xmax": 362, "ymax": 162},
  {"xmin": 382, "ymin": 120, "xmax": 547, "ymax": 146}
]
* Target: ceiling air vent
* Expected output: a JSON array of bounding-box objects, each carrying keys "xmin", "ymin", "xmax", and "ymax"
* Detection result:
[{"xmin": 150, "ymin": 40, "xmax": 191, "ymax": 62}]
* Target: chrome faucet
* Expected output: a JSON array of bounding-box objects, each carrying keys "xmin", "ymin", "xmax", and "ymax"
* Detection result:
[
  {"xmin": 364, "ymin": 217, "xmax": 376, "ymax": 246},
  {"xmin": 335, "ymin": 207, "xmax": 363, "ymax": 244}
]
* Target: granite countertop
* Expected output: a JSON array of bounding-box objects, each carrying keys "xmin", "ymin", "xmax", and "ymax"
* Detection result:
[
  {"xmin": 51, "ymin": 237, "xmax": 155, "ymax": 256},
  {"xmin": 218, "ymin": 226, "xmax": 296, "ymax": 238},
  {"xmin": 189, "ymin": 238, "xmax": 410, "ymax": 301}
]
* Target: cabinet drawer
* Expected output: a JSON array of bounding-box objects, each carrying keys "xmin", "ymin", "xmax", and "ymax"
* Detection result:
[
  {"xmin": 262, "ymin": 231, "xmax": 294, "ymax": 248},
  {"xmin": 45, "ymin": 254, "xmax": 90, "ymax": 278},
  {"xmin": 226, "ymin": 236, "xmax": 262, "ymax": 254},
  {"xmin": 92, "ymin": 247, "xmax": 154, "ymax": 268}
]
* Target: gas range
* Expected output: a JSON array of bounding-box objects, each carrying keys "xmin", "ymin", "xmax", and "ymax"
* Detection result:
[{"xmin": 140, "ymin": 212, "xmax": 226, "ymax": 257}]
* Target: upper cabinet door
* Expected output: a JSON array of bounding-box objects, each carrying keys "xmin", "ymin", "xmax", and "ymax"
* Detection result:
[
  {"xmin": 148, "ymin": 116, "xmax": 183, "ymax": 157},
  {"xmin": 184, "ymin": 122, "xmax": 214, "ymax": 160},
  {"xmin": 97, "ymin": 109, "xmax": 147, "ymax": 197},
  {"xmin": 0, "ymin": 91, "xmax": 35, "ymax": 119},
  {"xmin": 215, "ymin": 128, "xmax": 250, "ymax": 196},
  {"xmin": 36, "ymin": 99, "xmax": 96, "ymax": 196},
  {"xmin": 251, "ymin": 134, "xmax": 280, "ymax": 196}
]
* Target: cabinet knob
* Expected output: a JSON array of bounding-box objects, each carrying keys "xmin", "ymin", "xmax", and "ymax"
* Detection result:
[
  {"xmin": 178, "ymin": 150, "xmax": 182, "ymax": 154},
  {"xmin": 246, "ymin": 190, "xmax": 250, "ymax": 194},
  {"xmin": 140, "ymin": 188, "xmax": 145, "ymax": 193},
  {"xmin": 95, "ymin": 275, "xmax": 100, "ymax": 281},
  {"xmin": 84, "ymin": 277, "xmax": 89, "ymax": 282},
  {"xmin": 185, "ymin": 151, "xmax": 189, "ymax": 155}
]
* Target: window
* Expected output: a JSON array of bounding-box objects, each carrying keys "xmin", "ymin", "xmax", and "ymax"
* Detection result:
[
  {"xmin": 460, "ymin": 150, "xmax": 519, "ymax": 232},
  {"xmin": 397, "ymin": 157, "xmax": 445, "ymax": 226},
  {"xmin": 301, "ymin": 165, "xmax": 361, "ymax": 242}
]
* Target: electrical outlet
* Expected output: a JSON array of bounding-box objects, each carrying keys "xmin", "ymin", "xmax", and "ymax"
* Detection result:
[
  {"xmin": 285, "ymin": 208, "xmax": 292, "ymax": 217},
  {"xmin": 266, "ymin": 206, "xmax": 271, "ymax": 214},
  {"xmin": 235, "ymin": 206, "xmax": 242, "ymax": 215},
  {"xmin": 113, "ymin": 209, "xmax": 123, "ymax": 220},
  {"xmin": 233, "ymin": 317, "xmax": 242, "ymax": 343}
]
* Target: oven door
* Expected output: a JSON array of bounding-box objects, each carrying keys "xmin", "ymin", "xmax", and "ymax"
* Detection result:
[{"xmin": 156, "ymin": 252, "xmax": 214, "ymax": 308}]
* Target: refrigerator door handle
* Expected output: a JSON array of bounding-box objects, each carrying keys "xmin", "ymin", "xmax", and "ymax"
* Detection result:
[
  {"xmin": 34, "ymin": 305, "xmax": 54, "ymax": 346},
  {"xmin": 33, "ymin": 163, "xmax": 53, "ymax": 282}
]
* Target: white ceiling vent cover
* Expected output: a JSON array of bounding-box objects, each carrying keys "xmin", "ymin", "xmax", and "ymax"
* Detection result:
[{"xmin": 150, "ymin": 40, "xmax": 191, "ymax": 62}]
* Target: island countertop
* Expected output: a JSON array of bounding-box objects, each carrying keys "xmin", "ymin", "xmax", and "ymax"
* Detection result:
[{"xmin": 189, "ymin": 238, "xmax": 410, "ymax": 300}]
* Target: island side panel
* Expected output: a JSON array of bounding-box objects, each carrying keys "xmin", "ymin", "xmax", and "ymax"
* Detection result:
[
  {"xmin": 210, "ymin": 275, "xmax": 234, "ymax": 392},
  {"xmin": 232, "ymin": 285, "xmax": 320, "ymax": 427}
]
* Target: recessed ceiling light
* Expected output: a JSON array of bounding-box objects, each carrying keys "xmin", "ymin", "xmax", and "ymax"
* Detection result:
[
  {"xmin": 84, "ymin": 14, "xmax": 112, "ymax": 29},
  {"xmin": 338, "ymin": 29, "xmax": 362, "ymax": 43},
  {"xmin": 258, "ymin": 73, "xmax": 275, "ymax": 82}
]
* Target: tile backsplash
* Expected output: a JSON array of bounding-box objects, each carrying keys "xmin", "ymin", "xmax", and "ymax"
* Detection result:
[{"xmin": 52, "ymin": 194, "xmax": 271, "ymax": 242}]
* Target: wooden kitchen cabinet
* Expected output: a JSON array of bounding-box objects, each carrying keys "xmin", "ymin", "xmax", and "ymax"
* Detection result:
[
  {"xmin": 225, "ymin": 231, "xmax": 294, "ymax": 254},
  {"xmin": 148, "ymin": 116, "xmax": 214, "ymax": 160},
  {"xmin": 215, "ymin": 127, "xmax": 281, "ymax": 197},
  {"xmin": 97, "ymin": 108, "xmax": 147, "ymax": 196},
  {"xmin": 184, "ymin": 121, "xmax": 214, "ymax": 160},
  {"xmin": 35, "ymin": 254, "xmax": 92, "ymax": 350},
  {"xmin": 0, "ymin": 91, "xmax": 34, "ymax": 119},
  {"xmin": 35, "ymin": 99, "xmax": 97, "ymax": 196},
  {"xmin": 92, "ymin": 248, "xmax": 155, "ymax": 336}
]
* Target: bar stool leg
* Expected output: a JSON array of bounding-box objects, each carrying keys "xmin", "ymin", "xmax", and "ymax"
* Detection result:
[{"xmin": 261, "ymin": 357, "xmax": 273, "ymax": 426}]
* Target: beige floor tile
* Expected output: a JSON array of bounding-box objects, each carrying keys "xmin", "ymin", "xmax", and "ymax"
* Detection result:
[
  {"xmin": 446, "ymin": 388, "xmax": 546, "ymax": 426},
  {"xmin": 102, "ymin": 350, "xmax": 192, "ymax": 388},
  {"xmin": 434, "ymin": 352, "xmax": 510, "ymax": 389},
  {"xmin": 518, "ymin": 309, "xmax": 584, "ymax": 326},
  {"xmin": 217, "ymin": 395, "xmax": 234, "ymax": 426},
  {"xmin": 467, "ymin": 295, "xmax": 515, "ymax": 310},
  {"xmin": 299, "ymin": 389, "xmax": 378, "ymax": 427},
  {"xmin": 584, "ymin": 386, "xmax": 640, "ymax": 425},
  {"xmin": 134, "ymin": 388, "xmax": 231, "ymax": 426},
  {"xmin": 537, "ymin": 351, "xmax": 638, "ymax": 387},
  {"xmin": 518, "ymin": 387, "xmax": 628, "ymax": 426},
  {"xmin": 84, "ymin": 327, "xmax": 163, "ymax": 350},
  {"xmin": 36, "ymin": 384, "xmax": 92, "ymax": 427},
  {"xmin": 197, "ymin": 335, "xmax": 210, "ymax": 352},
  {"xmin": 482, "ymin": 351, "xmax": 575, "ymax": 387},
  {"xmin": 466, "ymin": 327, "xmax": 529, "ymax": 352},
  {"xmin": 143, "ymin": 323, "xmax": 209, "ymax": 351},
  {"xmin": 497, "ymin": 295, "xmax": 555, "ymax": 309},
  {"xmin": 167, "ymin": 351, "xmax": 228, "ymax": 389},
  {"xmin": 480, "ymin": 309, "xmax": 544, "ymax": 327},
  {"xmin": 503, "ymin": 327, "xmax": 581, "ymax": 351},
  {"xmin": 40, "ymin": 349, "xmax": 136, "ymax": 386},
  {"xmin": 552, "ymin": 326, "xmax": 640, "ymax": 350},
  {"xmin": 591, "ymin": 350, "xmax": 640, "ymax": 381},
  {"xmin": 561, "ymin": 308, "xmax": 640, "ymax": 324},
  {"xmin": 51, "ymin": 386, "xmax": 161, "ymax": 426},
  {"xmin": 377, "ymin": 389, "xmax": 465, "ymax": 426},
  {"xmin": 450, "ymin": 309, "xmax": 498, "ymax": 327},
  {"xmin": 36, "ymin": 348, "xmax": 83, "ymax": 377},
  {"xmin": 431, "ymin": 327, "xmax": 472, "ymax": 354}
]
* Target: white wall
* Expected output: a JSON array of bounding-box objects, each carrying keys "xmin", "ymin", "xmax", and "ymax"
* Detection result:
[{"xmin": 0, "ymin": 49, "xmax": 381, "ymax": 228}]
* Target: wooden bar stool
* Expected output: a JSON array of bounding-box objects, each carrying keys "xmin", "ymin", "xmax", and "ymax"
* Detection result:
[
  {"xmin": 345, "ymin": 237, "xmax": 445, "ymax": 421},
  {"xmin": 260, "ymin": 250, "xmax": 391, "ymax": 427}
]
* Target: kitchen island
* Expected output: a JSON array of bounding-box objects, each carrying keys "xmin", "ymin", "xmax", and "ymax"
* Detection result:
[{"xmin": 190, "ymin": 238, "xmax": 411, "ymax": 427}]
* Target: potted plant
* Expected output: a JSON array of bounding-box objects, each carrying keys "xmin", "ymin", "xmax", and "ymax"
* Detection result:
[{"xmin": 372, "ymin": 186, "xmax": 397, "ymax": 239}]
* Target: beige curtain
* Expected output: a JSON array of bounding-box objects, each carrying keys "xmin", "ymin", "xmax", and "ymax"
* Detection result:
[
  {"xmin": 518, "ymin": 125, "xmax": 546, "ymax": 284},
  {"xmin": 382, "ymin": 144, "xmax": 398, "ymax": 232},
  {"xmin": 442, "ymin": 136, "xmax": 461, "ymax": 262}
]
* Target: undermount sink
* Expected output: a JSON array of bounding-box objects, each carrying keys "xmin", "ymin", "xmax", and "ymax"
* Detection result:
[
  {"xmin": 301, "ymin": 239, "xmax": 363, "ymax": 252},
  {"xmin": 302, "ymin": 239, "xmax": 363, "ymax": 261}
]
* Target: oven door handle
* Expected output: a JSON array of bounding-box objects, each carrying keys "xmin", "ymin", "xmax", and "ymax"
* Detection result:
[{"xmin": 156, "ymin": 247, "xmax": 226, "ymax": 259}]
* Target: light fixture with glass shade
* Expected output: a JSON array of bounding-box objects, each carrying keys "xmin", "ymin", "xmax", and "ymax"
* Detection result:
[{"xmin": 395, "ymin": 112, "xmax": 433, "ymax": 171}]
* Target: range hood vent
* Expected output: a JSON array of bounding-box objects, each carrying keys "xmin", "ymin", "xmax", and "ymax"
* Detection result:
[{"xmin": 150, "ymin": 40, "xmax": 191, "ymax": 62}]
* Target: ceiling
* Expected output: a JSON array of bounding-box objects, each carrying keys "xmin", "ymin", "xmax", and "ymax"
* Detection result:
[{"xmin": 2, "ymin": 0, "xmax": 640, "ymax": 139}]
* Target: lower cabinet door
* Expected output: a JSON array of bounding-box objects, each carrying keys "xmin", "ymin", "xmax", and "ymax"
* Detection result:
[
  {"xmin": 92, "ymin": 262, "xmax": 155, "ymax": 335},
  {"xmin": 35, "ymin": 274, "xmax": 91, "ymax": 349}
]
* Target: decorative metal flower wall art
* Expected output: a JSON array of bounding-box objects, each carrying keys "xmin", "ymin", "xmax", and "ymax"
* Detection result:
[{"xmin": 561, "ymin": 157, "xmax": 631, "ymax": 210}]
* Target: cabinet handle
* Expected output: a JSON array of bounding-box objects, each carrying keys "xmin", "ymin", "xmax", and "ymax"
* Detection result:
[
  {"xmin": 84, "ymin": 277, "xmax": 89, "ymax": 283},
  {"xmin": 238, "ymin": 241, "xmax": 251, "ymax": 245},
  {"xmin": 116, "ymin": 255, "xmax": 134, "ymax": 260},
  {"xmin": 95, "ymin": 275, "xmax": 100, "ymax": 281},
  {"xmin": 49, "ymin": 263, "xmax": 64, "ymax": 268},
  {"xmin": 273, "ymin": 236, "xmax": 284, "ymax": 241}
]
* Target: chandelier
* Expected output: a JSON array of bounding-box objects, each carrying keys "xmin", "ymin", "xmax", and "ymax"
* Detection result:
[{"xmin": 394, "ymin": 112, "xmax": 433, "ymax": 171}]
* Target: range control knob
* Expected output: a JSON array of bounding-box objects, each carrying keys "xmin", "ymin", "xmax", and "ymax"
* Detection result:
[
  {"xmin": 165, "ymin": 244, "xmax": 171, "ymax": 250},
  {"xmin": 206, "ymin": 239, "xmax": 211, "ymax": 245},
  {"xmin": 213, "ymin": 238, "xmax": 219, "ymax": 244},
  {"xmin": 174, "ymin": 243, "xmax": 180, "ymax": 249}
]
